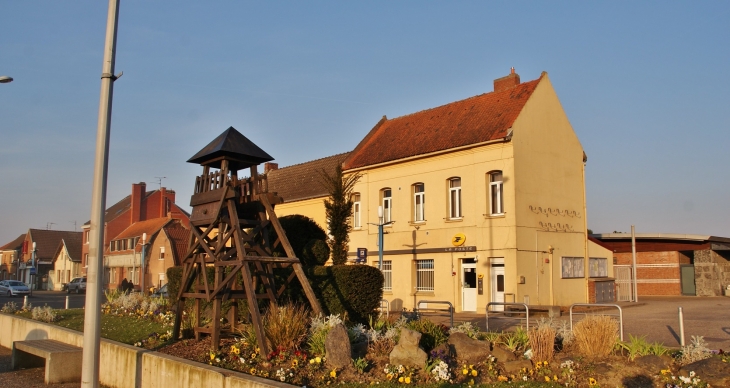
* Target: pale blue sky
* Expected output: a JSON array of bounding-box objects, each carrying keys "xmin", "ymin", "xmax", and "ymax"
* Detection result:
[{"xmin": 1, "ymin": 1, "xmax": 729, "ymax": 244}]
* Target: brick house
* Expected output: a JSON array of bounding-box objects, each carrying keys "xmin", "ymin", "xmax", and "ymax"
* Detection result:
[
  {"xmin": 0, "ymin": 234, "xmax": 25, "ymax": 280},
  {"xmin": 19, "ymin": 229, "xmax": 82, "ymax": 289},
  {"xmin": 81, "ymin": 182, "xmax": 190, "ymax": 284},
  {"xmin": 591, "ymin": 233, "xmax": 730, "ymax": 298}
]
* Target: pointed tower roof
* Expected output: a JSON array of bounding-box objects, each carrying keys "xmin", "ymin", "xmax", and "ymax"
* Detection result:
[{"xmin": 187, "ymin": 126, "xmax": 274, "ymax": 170}]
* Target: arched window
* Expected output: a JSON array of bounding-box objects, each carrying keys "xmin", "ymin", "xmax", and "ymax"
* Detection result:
[
  {"xmin": 488, "ymin": 171, "xmax": 504, "ymax": 215},
  {"xmin": 413, "ymin": 183, "xmax": 425, "ymax": 222},
  {"xmin": 448, "ymin": 178, "xmax": 462, "ymax": 219}
]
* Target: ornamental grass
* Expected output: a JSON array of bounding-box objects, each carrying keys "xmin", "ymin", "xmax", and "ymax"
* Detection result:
[{"xmin": 572, "ymin": 315, "xmax": 618, "ymax": 358}]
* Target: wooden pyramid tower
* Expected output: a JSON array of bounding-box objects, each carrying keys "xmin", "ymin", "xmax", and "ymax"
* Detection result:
[{"xmin": 172, "ymin": 126, "xmax": 322, "ymax": 353}]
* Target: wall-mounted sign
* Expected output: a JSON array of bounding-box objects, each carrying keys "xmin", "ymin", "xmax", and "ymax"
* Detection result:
[
  {"xmin": 444, "ymin": 246, "xmax": 476, "ymax": 252},
  {"xmin": 451, "ymin": 233, "xmax": 466, "ymax": 246},
  {"xmin": 357, "ymin": 248, "xmax": 368, "ymax": 260}
]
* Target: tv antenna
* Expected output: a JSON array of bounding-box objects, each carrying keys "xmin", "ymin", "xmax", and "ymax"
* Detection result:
[
  {"xmin": 46, "ymin": 222, "xmax": 56, "ymax": 230},
  {"xmin": 70, "ymin": 221, "xmax": 77, "ymax": 231},
  {"xmin": 154, "ymin": 176, "xmax": 167, "ymax": 189}
]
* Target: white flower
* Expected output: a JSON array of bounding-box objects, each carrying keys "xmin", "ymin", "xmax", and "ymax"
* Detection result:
[{"xmin": 689, "ymin": 371, "xmax": 696, "ymax": 377}]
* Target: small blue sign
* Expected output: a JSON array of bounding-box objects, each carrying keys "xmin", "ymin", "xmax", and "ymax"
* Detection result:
[
  {"xmin": 357, "ymin": 248, "xmax": 367, "ymax": 260},
  {"xmin": 29, "ymin": 267, "xmax": 37, "ymax": 275}
]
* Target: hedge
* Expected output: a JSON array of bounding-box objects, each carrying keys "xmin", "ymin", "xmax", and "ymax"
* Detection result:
[{"xmin": 167, "ymin": 263, "xmax": 384, "ymax": 325}]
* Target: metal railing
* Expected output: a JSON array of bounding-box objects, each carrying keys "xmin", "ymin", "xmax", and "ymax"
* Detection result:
[
  {"xmin": 569, "ymin": 303, "xmax": 624, "ymax": 341},
  {"xmin": 416, "ymin": 300, "xmax": 454, "ymax": 327},
  {"xmin": 486, "ymin": 302, "xmax": 530, "ymax": 331},
  {"xmin": 379, "ymin": 299, "xmax": 389, "ymax": 318}
]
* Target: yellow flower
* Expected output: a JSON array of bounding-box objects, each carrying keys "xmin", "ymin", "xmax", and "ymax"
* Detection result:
[
  {"xmin": 249, "ymin": 367, "xmax": 256, "ymax": 375},
  {"xmin": 387, "ymin": 373, "xmax": 393, "ymax": 380},
  {"xmin": 471, "ymin": 369, "xmax": 478, "ymax": 377},
  {"xmin": 315, "ymin": 356, "xmax": 322, "ymax": 364},
  {"xmin": 498, "ymin": 375, "xmax": 508, "ymax": 382},
  {"xmin": 543, "ymin": 360, "xmax": 548, "ymax": 366},
  {"xmin": 209, "ymin": 353, "xmax": 216, "ymax": 361},
  {"xmin": 463, "ymin": 368, "xmax": 468, "ymax": 375},
  {"xmin": 292, "ymin": 359, "xmax": 299, "ymax": 367},
  {"xmin": 310, "ymin": 359, "xmax": 315, "ymax": 364},
  {"xmin": 330, "ymin": 369, "xmax": 337, "ymax": 378},
  {"xmin": 660, "ymin": 369, "xmax": 670, "ymax": 375},
  {"xmin": 553, "ymin": 375, "xmax": 558, "ymax": 381},
  {"xmin": 545, "ymin": 376, "xmax": 551, "ymax": 382},
  {"xmin": 398, "ymin": 376, "xmax": 404, "ymax": 383},
  {"xmin": 588, "ymin": 377, "xmax": 598, "ymax": 386},
  {"xmin": 404, "ymin": 376, "xmax": 411, "ymax": 384}
]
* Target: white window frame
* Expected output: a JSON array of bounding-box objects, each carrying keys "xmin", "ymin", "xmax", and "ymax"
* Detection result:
[
  {"xmin": 589, "ymin": 257, "xmax": 608, "ymax": 278},
  {"xmin": 416, "ymin": 259, "xmax": 435, "ymax": 292},
  {"xmin": 489, "ymin": 171, "xmax": 504, "ymax": 215},
  {"xmin": 448, "ymin": 178, "xmax": 462, "ymax": 219},
  {"xmin": 381, "ymin": 188, "xmax": 392, "ymax": 224},
  {"xmin": 352, "ymin": 193, "xmax": 361, "ymax": 229},
  {"xmin": 561, "ymin": 257, "xmax": 585, "ymax": 278},
  {"xmin": 380, "ymin": 260, "xmax": 392, "ymax": 291},
  {"xmin": 413, "ymin": 183, "xmax": 425, "ymax": 222}
]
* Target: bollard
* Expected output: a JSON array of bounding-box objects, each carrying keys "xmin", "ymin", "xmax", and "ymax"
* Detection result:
[
  {"xmin": 65, "ymin": 296, "xmax": 70, "ymax": 309},
  {"xmin": 678, "ymin": 307, "xmax": 685, "ymax": 347},
  {"xmin": 23, "ymin": 295, "xmax": 28, "ymax": 309}
]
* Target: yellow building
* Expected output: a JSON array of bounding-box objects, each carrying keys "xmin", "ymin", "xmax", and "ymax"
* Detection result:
[{"xmin": 272, "ymin": 70, "xmax": 613, "ymax": 312}]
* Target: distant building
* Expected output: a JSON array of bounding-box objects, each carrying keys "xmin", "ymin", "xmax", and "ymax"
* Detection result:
[
  {"xmin": 591, "ymin": 233, "xmax": 730, "ymax": 298},
  {"xmin": 49, "ymin": 234, "xmax": 83, "ymax": 290},
  {"xmin": 19, "ymin": 229, "xmax": 82, "ymax": 289},
  {"xmin": 80, "ymin": 182, "xmax": 190, "ymax": 290},
  {"xmin": 0, "ymin": 234, "xmax": 25, "ymax": 280}
]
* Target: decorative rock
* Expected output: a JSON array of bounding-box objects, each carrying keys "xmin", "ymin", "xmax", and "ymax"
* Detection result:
[
  {"xmin": 679, "ymin": 357, "xmax": 730, "ymax": 387},
  {"xmin": 635, "ymin": 355, "xmax": 670, "ymax": 370},
  {"xmin": 490, "ymin": 345, "xmax": 516, "ymax": 362},
  {"xmin": 502, "ymin": 359, "xmax": 532, "ymax": 374},
  {"xmin": 325, "ymin": 323, "xmax": 352, "ymax": 368},
  {"xmin": 447, "ymin": 333, "xmax": 490, "ymax": 363},
  {"xmin": 389, "ymin": 328, "xmax": 427, "ymax": 367}
]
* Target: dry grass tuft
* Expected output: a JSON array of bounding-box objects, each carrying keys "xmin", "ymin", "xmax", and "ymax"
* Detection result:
[
  {"xmin": 263, "ymin": 304, "xmax": 310, "ymax": 349},
  {"xmin": 573, "ymin": 315, "xmax": 618, "ymax": 358},
  {"xmin": 528, "ymin": 319, "xmax": 556, "ymax": 362}
]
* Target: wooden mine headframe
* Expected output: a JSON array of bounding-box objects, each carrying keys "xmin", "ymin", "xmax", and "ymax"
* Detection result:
[{"xmin": 171, "ymin": 126, "xmax": 323, "ymax": 354}]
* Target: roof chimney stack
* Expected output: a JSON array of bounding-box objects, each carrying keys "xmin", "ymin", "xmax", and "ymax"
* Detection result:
[
  {"xmin": 264, "ymin": 162, "xmax": 279, "ymax": 173},
  {"xmin": 494, "ymin": 68, "xmax": 521, "ymax": 92}
]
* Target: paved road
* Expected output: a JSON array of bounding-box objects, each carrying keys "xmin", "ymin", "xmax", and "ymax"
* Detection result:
[
  {"xmin": 0, "ymin": 290, "xmax": 90, "ymax": 310},
  {"xmin": 423, "ymin": 296, "xmax": 730, "ymax": 350}
]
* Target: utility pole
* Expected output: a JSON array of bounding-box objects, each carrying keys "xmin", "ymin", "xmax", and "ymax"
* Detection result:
[
  {"xmin": 631, "ymin": 225, "xmax": 638, "ymax": 303},
  {"xmin": 82, "ymin": 0, "xmax": 120, "ymax": 387}
]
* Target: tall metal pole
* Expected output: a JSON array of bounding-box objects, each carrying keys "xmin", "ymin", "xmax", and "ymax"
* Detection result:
[
  {"xmin": 140, "ymin": 233, "xmax": 147, "ymax": 294},
  {"xmin": 378, "ymin": 206, "xmax": 384, "ymax": 270},
  {"xmin": 631, "ymin": 225, "xmax": 638, "ymax": 303},
  {"xmin": 82, "ymin": 1, "xmax": 120, "ymax": 387}
]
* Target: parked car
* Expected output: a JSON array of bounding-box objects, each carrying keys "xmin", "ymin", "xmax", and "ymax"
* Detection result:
[
  {"xmin": 151, "ymin": 283, "xmax": 168, "ymax": 298},
  {"xmin": 66, "ymin": 277, "xmax": 87, "ymax": 294},
  {"xmin": 0, "ymin": 280, "xmax": 31, "ymax": 297}
]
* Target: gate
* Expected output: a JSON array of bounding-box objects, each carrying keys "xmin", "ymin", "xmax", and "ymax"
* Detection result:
[
  {"xmin": 680, "ymin": 265, "xmax": 696, "ymax": 296},
  {"xmin": 614, "ymin": 265, "xmax": 633, "ymax": 302}
]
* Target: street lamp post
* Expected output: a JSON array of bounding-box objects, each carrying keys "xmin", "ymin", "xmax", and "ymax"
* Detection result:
[{"xmin": 370, "ymin": 206, "xmax": 394, "ymax": 270}]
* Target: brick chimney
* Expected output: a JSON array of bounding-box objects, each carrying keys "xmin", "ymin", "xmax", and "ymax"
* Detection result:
[
  {"xmin": 494, "ymin": 67, "xmax": 521, "ymax": 92},
  {"xmin": 159, "ymin": 187, "xmax": 167, "ymax": 218},
  {"xmin": 131, "ymin": 182, "xmax": 146, "ymax": 223},
  {"xmin": 264, "ymin": 162, "xmax": 279, "ymax": 173}
]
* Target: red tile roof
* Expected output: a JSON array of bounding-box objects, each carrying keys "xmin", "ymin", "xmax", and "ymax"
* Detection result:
[
  {"xmin": 163, "ymin": 222, "xmax": 191, "ymax": 265},
  {"xmin": 109, "ymin": 218, "xmax": 172, "ymax": 253},
  {"xmin": 267, "ymin": 153, "xmax": 351, "ymax": 202},
  {"xmin": 343, "ymin": 74, "xmax": 543, "ymax": 170},
  {"xmin": 0, "ymin": 234, "xmax": 26, "ymax": 251},
  {"xmin": 27, "ymin": 229, "xmax": 83, "ymax": 260}
]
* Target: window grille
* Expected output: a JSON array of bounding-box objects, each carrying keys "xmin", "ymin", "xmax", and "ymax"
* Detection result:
[
  {"xmin": 381, "ymin": 260, "xmax": 392, "ymax": 291},
  {"xmin": 416, "ymin": 259, "xmax": 435, "ymax": 291}
]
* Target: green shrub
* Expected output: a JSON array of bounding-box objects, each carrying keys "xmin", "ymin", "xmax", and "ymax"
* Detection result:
[
  {"xmin": 275, "ymin": 215, "xmax": 328, "ymax": 266},
  {"xmin": 406, "ymin": 318, "xmax": 449, "ymax": 352},
  {"xmin": 307, "ymin": 264, "xmax": 384, "ymax": 325},
  {"xmin": 302, "ymin": 239, "xmax": 330, "ymax": 266}
]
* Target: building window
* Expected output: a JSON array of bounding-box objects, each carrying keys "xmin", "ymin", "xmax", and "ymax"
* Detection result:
[
  {"xmin": 84, "ymin": 230, "xmax": 90, "ymax": 244},
  {"xmin": 589, "ymin": 257, "xmax": 608, "ymax": 278},
  {"xmin": 381, "ymin": 188, "xmax": 392, "ymax": 223},
  {"xmin": 416, "ymin": 259, "xmax": 435, "ymax": 292},
  {"xmin": 448, "ymin": 178, "xmax": 462, "ymax": 219},
  {"xmin": 561, "ymin": 257, "xmax": 585, "ymax": 278},
  {"xmin": 159, "ymin": 247, "xmax": 165, "ymax": 260},
  {"xmin": 489, "ymin": 171, "xmax": 504, "ymax": 215},
  {"xmin": 352, "ymin": 193, "xmax": 361, "ymax": 228},
  {"xmin": 381, "ymin": 260, "xmax": 392, "ymax": 291},
  {"xmin": 413, "ymin": 183, "xmax": 425, "ymax": 222}
]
